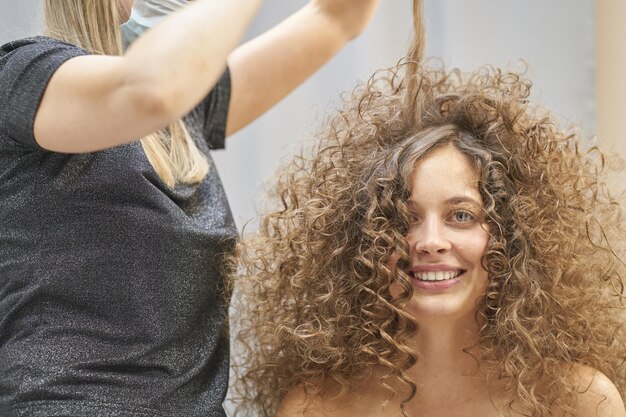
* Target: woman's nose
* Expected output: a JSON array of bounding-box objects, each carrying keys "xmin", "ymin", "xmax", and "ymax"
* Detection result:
[{"xmin": 413, "ymin": 220, "xmax": 451, "ymax": 255}]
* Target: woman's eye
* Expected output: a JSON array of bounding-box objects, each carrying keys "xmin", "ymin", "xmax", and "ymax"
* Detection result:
[{"xmin": 452, "ymin": 211, "xmax": 475, "ymax": 223}]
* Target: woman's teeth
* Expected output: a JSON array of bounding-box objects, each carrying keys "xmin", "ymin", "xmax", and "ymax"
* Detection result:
[{"xmin": 414, "ymin": 271, "xmax": 462, "ymax": 281}]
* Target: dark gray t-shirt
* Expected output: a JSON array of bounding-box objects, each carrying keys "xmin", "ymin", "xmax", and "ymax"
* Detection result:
[{"xmin": 0, "ymin": 37, "xmax": 236, "ymax": 417}]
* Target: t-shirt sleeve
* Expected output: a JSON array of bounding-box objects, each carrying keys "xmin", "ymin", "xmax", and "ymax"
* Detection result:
[
  {"xmin": 193, "ymin": 68, "xmax": 232, "ymax": 151},
  {"xmin": 0, "ymin": 39, "xmax": 87, "ymax": 149}
]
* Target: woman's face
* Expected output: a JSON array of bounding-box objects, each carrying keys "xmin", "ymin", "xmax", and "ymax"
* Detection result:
[{"xmin": 399, "ymin": 143, "xmax": 490, "ymax": 321}]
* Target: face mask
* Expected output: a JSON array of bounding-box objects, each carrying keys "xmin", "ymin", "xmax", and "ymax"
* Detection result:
[
  {"xmin": 120, "ymin": 0, "xmax": 188, "ymax": 50},
  {"xmin": 120, "ymin": 18, "xmax": 142, "ymax": 50}
]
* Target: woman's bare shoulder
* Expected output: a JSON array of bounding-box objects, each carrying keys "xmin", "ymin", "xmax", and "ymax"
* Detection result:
[
  {"xmin": 569, "ymin": 364, "xmax": 625, "ymax": 417},
  {"xmin": 276, "ymin": 386, "xmax": 310, "ymax": 417},
  {"xmin": 276, "ymin": 381, "xmax": 395, "ymax": 417},
  {"xmin": 276, "ymin": 385, "xmax": 346, "ymax": 417}
]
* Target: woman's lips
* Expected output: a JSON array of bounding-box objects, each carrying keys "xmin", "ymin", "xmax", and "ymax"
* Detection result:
[{"xmin": 410, "ymin": 269, "xmax": 466, "ymax": 291}]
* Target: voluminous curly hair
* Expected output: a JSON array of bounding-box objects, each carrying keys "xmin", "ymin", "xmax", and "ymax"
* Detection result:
[{"xmin": 228, "ymin": 2, "xmax": 626, "ymax": 416}]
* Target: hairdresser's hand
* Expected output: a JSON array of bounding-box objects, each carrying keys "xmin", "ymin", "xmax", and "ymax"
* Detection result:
[{"xmin": 310, "ymin": 0, "xmax": 380, "ymax": 41}]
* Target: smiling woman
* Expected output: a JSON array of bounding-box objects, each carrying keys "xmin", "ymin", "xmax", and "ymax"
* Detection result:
[{"xmin": 228, "ymin": 2, "xmax": 626, "ymax": 417}]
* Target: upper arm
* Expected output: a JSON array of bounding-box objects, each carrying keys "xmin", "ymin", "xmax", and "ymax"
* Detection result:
[
  {"xmin": 225, "ymin": 4, "xmax": 346, "ymax": 136},
  {"xmin": 573, "ymin": 366, "xmax": 626, "ymax": 417},
  {"xmin": 34, "ymin": 54, "xmax": 171, "ymax": 153}
]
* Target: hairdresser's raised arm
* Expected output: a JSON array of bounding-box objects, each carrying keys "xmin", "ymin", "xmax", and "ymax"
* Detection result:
[
  {"xmin": 225, "ymin": 0, "xmax": 380, "ymax": 136},
  {"xmin": 34, "ymin": 0, "xmax": 262, "ymax": 153}
]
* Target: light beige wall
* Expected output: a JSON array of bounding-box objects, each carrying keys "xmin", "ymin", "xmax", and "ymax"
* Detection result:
[{"xmin": 597, "ymin": 0, "xmax": 626, "ymax": 192}]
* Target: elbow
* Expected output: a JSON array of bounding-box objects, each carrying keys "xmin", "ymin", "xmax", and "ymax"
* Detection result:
[
  {"xmin": 130, "ymin": 83, "xmax": 180, "ymax": 123},
  {"xmin": 119, "ymin": 62, "xmax": 184, "ymax": 125}
]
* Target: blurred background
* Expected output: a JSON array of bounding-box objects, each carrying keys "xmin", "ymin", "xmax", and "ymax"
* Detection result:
[{"xmin": 1, "ymin": 0, "xmax": 623, "ymax": 230}]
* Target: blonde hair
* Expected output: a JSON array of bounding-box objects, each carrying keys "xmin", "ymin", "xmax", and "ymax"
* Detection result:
[{"xmin": 43, "ymin": 0, "xmax": 209, "ymax": 187}]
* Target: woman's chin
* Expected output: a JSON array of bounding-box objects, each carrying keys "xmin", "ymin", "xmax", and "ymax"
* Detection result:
[{"xmin": 405, "ymin": 296, "xmax": 478, "ymax": 322}]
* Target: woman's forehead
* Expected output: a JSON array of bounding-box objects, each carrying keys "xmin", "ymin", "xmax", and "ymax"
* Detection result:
[{"xmin": 408, "ymin": 144, "xmax": 482, "ymax": 204}]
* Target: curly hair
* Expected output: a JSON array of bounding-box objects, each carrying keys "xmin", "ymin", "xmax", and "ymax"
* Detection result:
[{"xmin": 228, "ymin": 4, "xmax": 626, "ymax": 416}]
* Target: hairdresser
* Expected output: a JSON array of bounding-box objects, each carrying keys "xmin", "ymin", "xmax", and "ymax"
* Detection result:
[{"xmin": 0, "ymin": 0, "xmax": 379, "ymax": 415}]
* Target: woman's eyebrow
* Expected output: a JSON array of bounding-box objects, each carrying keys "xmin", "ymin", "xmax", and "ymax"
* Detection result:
[
  {"xmin": 406, "ymin": 196, "xmax": 482, "ymax": 209},
  {"xmin": 445, "ymin": 196, "xmax": 482, "ymax": 206}
]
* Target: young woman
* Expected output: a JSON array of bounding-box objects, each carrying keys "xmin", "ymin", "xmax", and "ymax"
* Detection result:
[
  {"xmin": 0, "ymin": 0, "xmax": 379, "ymax": 415},
  {"xmin": 229, "ymin": 2, "xmax": 626, "ymax": 416}
]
